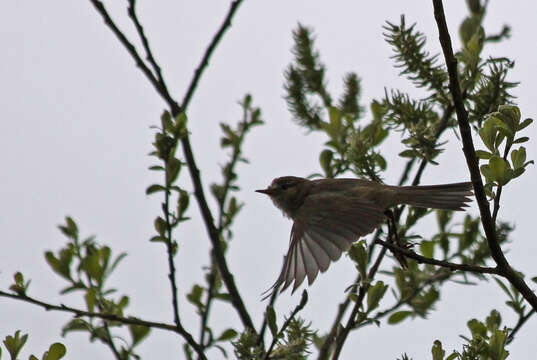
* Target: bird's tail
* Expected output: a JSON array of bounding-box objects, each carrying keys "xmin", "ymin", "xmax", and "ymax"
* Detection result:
[{"xmin": 394, "ymin": 182, "xmax": 474, "ymax": 211}]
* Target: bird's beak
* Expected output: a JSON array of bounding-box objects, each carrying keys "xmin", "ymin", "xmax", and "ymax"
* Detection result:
[{"xmin": 256, "ymin": 188, "xmax": 275, "ymax": 195}]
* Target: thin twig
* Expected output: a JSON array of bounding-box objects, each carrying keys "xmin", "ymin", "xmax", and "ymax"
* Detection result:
[
  {"xmin": 263, "ymin": 291, "xmax": 308, "ymax": 360},
  {"xmin": 88, "ymin": 0, "xmax": 255, "ymax": 331},
  {"xmin": 127, "ymin": 0, "xmax": 169, "ymax": 92},
  {"xmin": 84, "ymin": 274, "xmax": 121, "ymax": 359},
  {"xmin": 507, "ymin": 309, "xmax": 535, "ymax": 344},
  {"xmin": 355, "ymin": 269, "xmax": 452, "ymax": 329},
  {"xmin": 164, "ymin": 170, "xmax": 182, "ymax": 328},
  {"xmin": 432, "ymin": 0, "xmax": 537, "ymax": 310},
  {"xmin": 0, "ymin": 290, "xmax": 207, "ymax": 360},
  {"xmin": 88, "ymin": 0, "xmax": 176, "ymax": 107},
  {"xmin": 199, "ymin": 266, "xmax": 216, "ymax": 348},
  {"xmin": 375, "ymin": 239, "xmax": 500, "ymax": 275},
  {"xmin": 257, "ymin": 287, "xmax": 279, "ymax": 347},
  {"xmin": 331, "ymin": 244, "xmax": 389, "ymax": 359},
  {"xmin": 492, "ymin": 144, "xmax": 511, "ymax": 223},
  {"xmin": 181, "ymin": 0, "xmax": 245, "ymax": 110}
]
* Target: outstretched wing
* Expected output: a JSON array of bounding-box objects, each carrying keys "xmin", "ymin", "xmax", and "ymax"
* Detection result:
[{"xmin": 264, "ymin": 196, "xmax": 385, "ymax": 299}]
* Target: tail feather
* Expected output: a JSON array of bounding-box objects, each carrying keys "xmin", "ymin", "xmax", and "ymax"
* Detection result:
[{"xmin": 395, "ymin": 182, "xmax": 473, "ymax": 211}]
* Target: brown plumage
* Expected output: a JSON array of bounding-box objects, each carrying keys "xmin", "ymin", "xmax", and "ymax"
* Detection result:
[{"xmin": 256, "ymin": 176, "xmax": 473, "ymax": 297}]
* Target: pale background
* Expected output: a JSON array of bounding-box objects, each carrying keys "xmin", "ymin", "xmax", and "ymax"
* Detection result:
[{"xmin": 1, "ymin": 1, "xmax": 536, "ymax": 359}]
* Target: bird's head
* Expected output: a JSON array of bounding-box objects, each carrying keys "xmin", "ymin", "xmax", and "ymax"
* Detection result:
[{"xmin": 256, "ymin": 176, "xmax": 309, "ymax": 217}]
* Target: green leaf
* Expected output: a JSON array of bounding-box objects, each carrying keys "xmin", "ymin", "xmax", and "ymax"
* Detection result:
[
  {"xmin": 129, "ymin": 324, "xmax": 151, "ymax": 346},
  {"xmin": 267, "ymin": 305, "xmax": 278, "ymax": 338},
  {"xmin": 420, "ymin": 240, "xmax": 434, "ymax": 258},
  {"xmin": 348, "ymin": 241, "xmax": 368, "ymax": 280},
  {"xmin": 489, "ymin": 156, "xmax": 511, "ymax": 186},
  {"xmin": 467, "ymin": 319, "xmax": 487, "ymax": 337},
  {"xmin": 431, "ymin": 340, "xmax": 445, "ymax": 360},
  {"xmin": 149, "ymin": 235, "xmax": 167, "ymax": 243},
  {"xmin": 399, "ymin": 149, "xmax": 418, "ymax": 159},
  {"xmin": 43, "ymin": 343, "xmax": 67, "ymax": 360},
  {"xmin": 58, "ymin": 217, "xmax": 78, "ymax": 240},
  {"xmin": 161, "ymin": 110, "xmax": 173, "ymax": 133},
  {"xmin": 489, "ymin": 329, "xmax": 509, "ymax": 360},
  {"xmin": 388, "ymin": 311, "xmax": 413, "ymax": 324},
  {"xmin": 366, "ymin": 281, "xmax": 388, "ymax": 313},
  {"xmin": 175, "ymin": 112, "xmax": 188, "ymax": 137},
  {"xmin": 480, "ymin": 164, "xmax": 493, "ymax": 183},
  {"xmin": 62, "ymin": 319, "xmax": 90, "ymax": 336},
  {"xmin": 85, "ymin": 288, "xmax": 96, "ymax": 312},
  {"xmin": 154, "ymin": 217, "xmax": 167, "ymax": 236},
  {"xmin": 3, "ymin": 330, "xmax": 28, "ymax": 359},
  {"xmin": 81, "ymin": 253, "xmax": 103, "ymax": 282},
  {"xmin": 187, "ymin": 284, "xmax": 204, "ymax": 310},
  {"xmin": 513, "ymin": 136, "xmax": 529, "ymax": 144},
  {"xmin": 177, "ymin": 190, "xmax": 190, "ymax": 217},
  {"xmin": 475, "ymin": 150, "xmax": 492, "ymax": 159},
  {"xmin": 217, "ymin": 328, "xmax": 238, "ymax": 342},
  {"xmin": 517, "ymin": 117, "xmax": 533, "ymax": 131},
  {"xmin": 319, "ymin": 149, "xmax": 334, "ymax": 177},
  {"xmin": 479, "ymin": 115, "xmax": 501, "ymax": 152},
  {"xmin": 498, "ymin": 104, "xmax": 521, "ymax": 132},
  {"xmin": 45, "ymin": 252, "xmax": 72, "ymax": 281},
  {"xmin": 486, "ymin": 309, "xmax": 502, "ymax": 331},
  {"xmin": 167, "ymin": 157, "xmax": 182, "ymax": 184},
  {"xmin": 328, "ymin": 107, "xmax": 342, "ymax": 134},
  {"xmin": 146, "ymin": 184, "xmax": 165, "ymax": 195},
  {"xmin": 511, "ymin": 147, "xmax": 526, "ymax": 169}
]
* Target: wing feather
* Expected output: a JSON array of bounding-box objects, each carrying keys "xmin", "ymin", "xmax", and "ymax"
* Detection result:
[
  {"xmin": 306, "ymin": 230, "xmax": 342, "ymax": 261},
  {"xmin": 264, "ymin": 195, "xmax": 386, "ymax": 298},
  {"xmin": 303, "ymin": 232, "xmax": 331, "ymax": 272}
]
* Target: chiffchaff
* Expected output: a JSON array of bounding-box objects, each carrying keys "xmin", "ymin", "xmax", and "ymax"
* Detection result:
[{"xmin": 256, "ymin": 176, "xmax": 473, "ymax": 296}]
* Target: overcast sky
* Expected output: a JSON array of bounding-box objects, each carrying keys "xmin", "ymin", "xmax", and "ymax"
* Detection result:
[{"xmin": 1, "ymin": 1, "xmax": 537, "ymax": 359}]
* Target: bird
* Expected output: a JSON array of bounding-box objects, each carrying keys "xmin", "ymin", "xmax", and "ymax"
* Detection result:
[{"xmin": 256, "ymin": 176, "xmax": 473, "ymax": 297}]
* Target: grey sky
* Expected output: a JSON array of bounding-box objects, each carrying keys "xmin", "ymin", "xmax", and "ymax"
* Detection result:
[{"xmin": 1, "ymin": 1, "xmax": 536, "ymax": 358}]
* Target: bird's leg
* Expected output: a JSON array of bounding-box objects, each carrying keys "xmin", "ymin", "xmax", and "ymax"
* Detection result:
[{"xmin": 384, "ymin": 209, "xmax": 408, "ymax": 268}]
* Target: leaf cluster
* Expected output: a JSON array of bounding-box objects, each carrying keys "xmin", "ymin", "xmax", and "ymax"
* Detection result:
[{"xmin": 1, "ymin": 330, "xmax": 66, "ymax": 360}]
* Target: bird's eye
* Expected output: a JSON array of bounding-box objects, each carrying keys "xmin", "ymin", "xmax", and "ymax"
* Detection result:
[{"xmin": 280, "ymin": 182, "xmax": 292, "ymax": 190}]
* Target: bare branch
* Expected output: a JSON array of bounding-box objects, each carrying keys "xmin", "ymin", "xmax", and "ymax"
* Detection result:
[
  {"xmin": 375, "ymin": 239, "xmax": 500, "ymax": 275},
  {"xmin": 181, "ymin": 0, "xmax": 245, "ymax": 111}
]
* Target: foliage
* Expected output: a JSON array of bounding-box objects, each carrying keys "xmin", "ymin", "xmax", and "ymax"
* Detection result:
[{"xmin": 1, "ymin": 1, "xmax": 535, "ymax": 359}]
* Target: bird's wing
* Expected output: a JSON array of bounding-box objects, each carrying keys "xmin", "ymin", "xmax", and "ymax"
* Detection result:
[{"xmin": 263, "ymin": 196, "xmax": 386, "ymax": 299}]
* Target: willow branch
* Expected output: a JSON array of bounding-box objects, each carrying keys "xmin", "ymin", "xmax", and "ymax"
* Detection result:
[
  {"xmin": 375, "ymin": 239, "xmax": 500, "ymax": 275},
  {"xmin": 507, "ymin": 309, "xmax": 535, "ymax": 344},
  {"xmin": 263, "ymin": 291, "xmax": 308, "ymax": 360},
  {"xmin": 181, "ymin": 0, "xmax": 245, "ymax": 109},
  {"xmin": 432, "ymin": 0, "xmax": 537, "ymax": 310},
  {"xmin": 0, "ymin": 290, "xmax": 207, "ymax": 360},
  {"xmin": 88, "ymin": 0, "xmax": 254, "ymax": 331}
]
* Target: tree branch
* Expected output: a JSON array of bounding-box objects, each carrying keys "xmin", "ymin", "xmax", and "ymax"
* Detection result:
[
  {"xmin": 0, "ymin": 290, "xmax": 207, "ymax": 360},
  {"xmin": 375, "ymin": 239, "xmax": 500, "ymax": 275},
  {"xmin": 88, "ymin": 0, "xmax": 176, "ymax": 107},
  {"xmin": 263, "ymin": 291, "xmax": 308, "ymax": 360},
  {"xmin": 331, "ymin": 242, "xmax": 389, "ymax": 359},
  {"xmin": 507, "ymin": 309, "xmax": 535, "ymax": 344},
  {"xmin": 432, "ymin": 0, "xmax": 537, "ymax": 310},
  {"xmin": 88, "ymin": 0, "xmax": 255, "ymax": 331},
  {"xmin": 355, "ymin": 269, "xmax": 452, "ymax": 329},
  {"xmin": 127, "ymin": 0, "xmax": 168, "ymax": 92},
  {"xmin": 181, "ymin": 0, "xmax": 245, "ymax": 110}
]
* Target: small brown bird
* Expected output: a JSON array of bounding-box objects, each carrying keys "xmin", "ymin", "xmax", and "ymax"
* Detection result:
[{"xmin": 256, "ymin": 176, "xmax": 473, "ymax": 296}]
